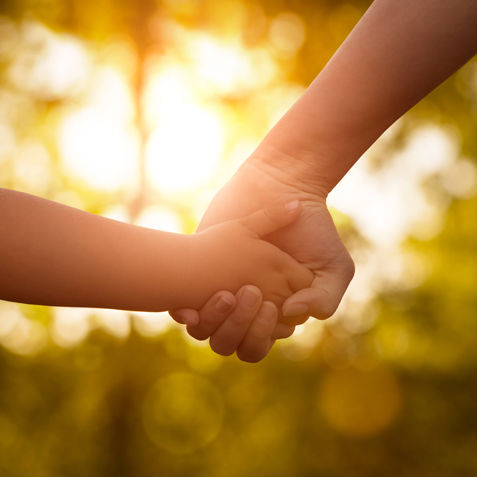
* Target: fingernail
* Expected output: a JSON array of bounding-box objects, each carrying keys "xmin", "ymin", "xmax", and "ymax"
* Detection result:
[
  {"xmin": 285, "ymin": 200, "xmax": 299, "ymax": 212},
  {"xmin": 241, "ymin": 287, "xmax": 261, "ymax": 308},
  {"xmin": 283, "ymin": 303, "xmax": 308, "ymax": 317},
  {"xmin": 216, "ymin": 295, "xmax": 234, "ymax": 313}
]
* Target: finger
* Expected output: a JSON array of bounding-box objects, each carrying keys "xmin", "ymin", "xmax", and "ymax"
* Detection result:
[
  {"xmin": 282, "ymin": 263, "xmax": 354, "ymax": 320},
  {"xmin": 278, "ymin": 313, "xmax": 309, "ymax": 327},
  {"xmin": 169, "ymin": 308, "xmax": 200, "ymax": 327},
  {"xmin": 236, "ymin": 301, "xmax": 278, "ymax": 363},
  {"xmin": 279, "ymin": 253, "xmax": 315, "ymax": 296},
  {"xmin": 238, "ymin": 200, "xmax": 301, "ymax": 238},
  {"xmin": 209, "ymin": 285, "xmax": 262, "ymax": 356},
  {"xmin": 272, "ymin": 322, "xmax": 296, "ymax": 339},
  {"xmin": 186, "ymin": 291, "xmax": 236, "ymax": 341}
]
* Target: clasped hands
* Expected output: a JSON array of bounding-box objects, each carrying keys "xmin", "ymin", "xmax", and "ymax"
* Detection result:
[{"xmin": 170, "ymin": 155, "xmax": 355, "ymax": 362}]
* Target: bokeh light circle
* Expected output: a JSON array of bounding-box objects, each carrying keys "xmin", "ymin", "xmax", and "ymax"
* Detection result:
[
  {"xmin": 142, "ymin": 372, "xmax": 224, "ymax": 453},
  {"xmin": 319, "ymin": 366, "xmax": 402, "ymax": 437}
]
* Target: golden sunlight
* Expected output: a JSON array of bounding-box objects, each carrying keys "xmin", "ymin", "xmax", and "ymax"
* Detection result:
[
  {"xmin": 191, "ymin": 35, "xmax": 256, "ymax": 94},
  {"xmin": 59, "ymin": 106, "xmax": 139, "ymax": 190},
  {"xmin": 58, "ymin": 67, "xmax": 138, "ymax": 191},
  {"xmin": 145, "ymin": 101, "xmax": 223, "ymax": 194},
  {"xmin": 143, "ymin": 62, "xmax": 224, "ymax": 194}
]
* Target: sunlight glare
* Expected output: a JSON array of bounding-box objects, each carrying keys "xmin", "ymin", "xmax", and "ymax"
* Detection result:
[
  {"xmin": 135, "ymin": 206, "xmax": 183, "ymax": 233},
  {"xmin": 328, "ymin": 125, "xmax": 459, "ymax": 247},
  {"xmin": 189, "ymin": 34, "xmax": 277, "ymax": 94},
  {"xmin": 9, "ymin": 20, "xmax": 90, "ymax": 99},
  {"xmin": 58, "ymin": 66, "xmax": 138, "ymax": 191},
  {"xmin": 192, "ymin": 36, "xmax": 254, "ymax": 95},
  {"xmin": 59, "ymin": 106, "xmax": 138, "ymax": 190},
  {"xmin": 145, "ymin": 100, "xmax": 223, "ymax": 194}
]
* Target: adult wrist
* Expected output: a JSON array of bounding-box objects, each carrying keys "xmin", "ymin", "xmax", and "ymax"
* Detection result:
[{"xmin": 248, "ymin": 142, "xmax": 333, "ymax": 202}]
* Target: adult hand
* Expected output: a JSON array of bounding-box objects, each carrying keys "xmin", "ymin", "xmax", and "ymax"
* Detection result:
[
  {"xmin": 195, "ymin": 149, "xmax": 355, "ymax": 323},
  {"xmin": 171, "ymin": 147, "xmax": 355, "ymax": 360},
  {"xmin": 170, "ymin": 285, "xmax": 295, "ymax": 362}
]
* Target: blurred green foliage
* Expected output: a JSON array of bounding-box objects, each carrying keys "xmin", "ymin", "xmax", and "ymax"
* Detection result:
[{"xmin": 0, "ymin": 0, "xmax": 476, "ymax": 476}]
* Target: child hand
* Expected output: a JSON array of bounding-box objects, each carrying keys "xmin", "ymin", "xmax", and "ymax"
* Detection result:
[
  {"xmin": 182, "ymin": 200, "xmax": 314, "ymax": 310},
  {"xmin": 170, "ymin": 285, "xmax": 296, "ymax": 362}
]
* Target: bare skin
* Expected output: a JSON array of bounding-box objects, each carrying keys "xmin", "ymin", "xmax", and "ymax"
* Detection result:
[
  {"xmin": 171, "ymin": 0, "xmax": 477, "ymax": 360},
  {"xmin": 170, "ymin": 285, "xmax": 295, "ymax": 362},
  {"xmin": 0, "ymin": 189, "xmax": 312, "ymax": 311}
]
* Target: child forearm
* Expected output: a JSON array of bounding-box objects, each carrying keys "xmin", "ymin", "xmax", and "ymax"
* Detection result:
[
  {"xmin": 0, "ymin": 188, "xmax": 192, "ymax": 311},
  {"xmin": 256, "ymin": 0, "xmax": 477, "ymax": 194},
  {"xmin": 0, "ymin": 190, "xmax": 311, "ymax": 312}
]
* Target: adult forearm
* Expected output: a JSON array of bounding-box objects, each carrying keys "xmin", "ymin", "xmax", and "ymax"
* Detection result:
[
  {"xmin": 0, "ymin": 189, "xmax": 191, "ymax": 311},
  {"xmin": 255, "ymin": 0, "xmax": 477, "ymax": 195}
]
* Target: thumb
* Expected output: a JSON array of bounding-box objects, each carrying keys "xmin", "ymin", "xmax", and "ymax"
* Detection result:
[
  {"xmin": 282, "ymin": 265, "xmax": 354, "ymax": 320},
  {"xmin": 239, "ymin": 200, "xmax": 301, "ymax": 237}
]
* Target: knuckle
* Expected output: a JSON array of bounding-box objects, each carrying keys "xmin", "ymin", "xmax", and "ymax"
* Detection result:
[
  {"xmin": 236, "ymin": 299, "xmax": 261, "ymax": 316},
  {"xmin": 250, "ymin": 324, "xmax": 271, "ymax": 341},
  {"xmin": 201, "ymin": 312, "xmax": 226, "ymax": 327},
  {"xmin": 231, "ymin": 311, "xmax": 251, "ymax": 326}
]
